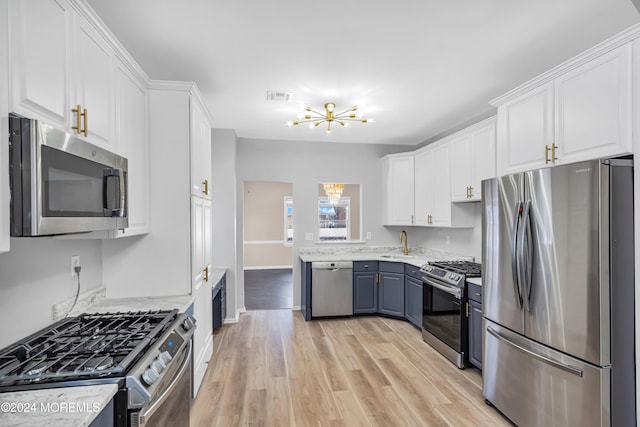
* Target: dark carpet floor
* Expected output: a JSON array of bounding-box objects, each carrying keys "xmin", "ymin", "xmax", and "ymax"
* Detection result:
[{"xmin": 244, "ymin": 268, "xmax": 293, "ymax": 310}]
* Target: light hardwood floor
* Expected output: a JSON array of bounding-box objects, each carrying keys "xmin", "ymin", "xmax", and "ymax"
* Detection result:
[{"xmin": 190, "ymin": 310, "xmax": 513, "ymax": 426}]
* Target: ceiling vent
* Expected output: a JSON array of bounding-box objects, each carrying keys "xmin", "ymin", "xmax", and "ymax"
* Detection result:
[{"xmin": 266, "ymin": 90, "xmax": 293, "ymax": 102}]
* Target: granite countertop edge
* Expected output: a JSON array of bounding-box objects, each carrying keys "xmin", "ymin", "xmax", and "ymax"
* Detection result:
[
  {"xmin": 0, "ymin": 383, "xmax": 118, "ymax": 427},
  {"xmin": 298, "ymin": 247, "xmax": 474, "ymax": 268},
  {"xmin": 466, "ymin": 277, "xmax": 482, "ymax": 286}
]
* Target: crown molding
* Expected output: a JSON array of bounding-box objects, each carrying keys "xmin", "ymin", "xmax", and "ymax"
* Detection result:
[{"xmin": 490, "ymin": 23, "xmax": 640, "ymax": 106}]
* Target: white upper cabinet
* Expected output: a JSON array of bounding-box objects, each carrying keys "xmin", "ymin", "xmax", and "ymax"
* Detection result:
[
  {"xmin": 71, "ymin": 14, "xmax": 114, "ymax": 148},
  {"xmin": 113, "ymin": 62, "xmax": 149, "ymax": 237},
  {"xmin": 0, "ymin": 1, "xmax": 9, "ymax": 254},
  {"xmin": 413, "ymin": 149, "xmax": 431, "ymax": 226},
  {"xmin": 554, "ymin": 45, "xmax": 632, "ymax": 164},
  {"xmin": 496, "ymin": 84, "xmax": 554, "ymax": 175},
  {"xmin": 382, "ymin": 155, "xmax": 415, "ymax": 225},
  {"xmin": 9, "ymin": 0, "xmax": 72, "ymax": 127},
  {"xmin": 450, "ymin": 117, "xmax": 496, "ymax": 202},
  {"xmin": 493, "ymin": 39, "xmax": 634, "ymax": 176},
  {"xmin": 383, "ymin": 140, "xmax": 474, "ymax": 228},
  {"xmin": 190, "ymin": 96, "xmax": 212, "ymax": 199}
]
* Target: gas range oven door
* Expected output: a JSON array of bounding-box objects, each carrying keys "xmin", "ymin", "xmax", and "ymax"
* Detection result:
[
  {"xmin": 422, "ymin": 276, "xmax": 467, "ymax": 369},
  {"xmin": 132, "ymin": 339, "xmax": 192, "ymax": 427}
]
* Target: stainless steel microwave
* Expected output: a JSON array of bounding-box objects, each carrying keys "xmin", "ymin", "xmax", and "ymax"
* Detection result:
[{"xmin": 8, "ymin": 115, "xmax": 128, "ymax": 236}]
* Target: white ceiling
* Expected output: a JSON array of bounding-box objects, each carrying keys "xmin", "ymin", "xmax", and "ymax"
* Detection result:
[{"xmin": 87, "ymin": 0, "xmax": 640, "ymax": 146}]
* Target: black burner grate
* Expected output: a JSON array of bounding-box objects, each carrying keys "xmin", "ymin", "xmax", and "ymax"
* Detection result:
[
  {"xmin": 429, "ymin": 261, "xmax": 482, "ymax": 277},
  {"xmin": 0, "ymin": 310, "xmax": 178, "ymax": 387}
]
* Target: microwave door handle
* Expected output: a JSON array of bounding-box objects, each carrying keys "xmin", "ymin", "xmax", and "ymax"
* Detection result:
[
  {"xmin": 519, "ymin": 200, "xmax": 533, "ymax": 312},
  {"xmin": 118, "ymin": 168, "xmax": 126, "ymax": 218},
  {"xmin": 511, "ymin": 201, "xmax": 524, "ymax": 309},
  {"xmin": 103, "ymin": 169, "xmax": 125, "ymax": 217}
]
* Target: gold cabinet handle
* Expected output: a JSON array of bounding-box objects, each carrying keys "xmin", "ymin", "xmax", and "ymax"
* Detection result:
[
  {"xmin": 376, "ymin": 273, "xmax": 380, "ymax": 284},
  {"xmin": 551, "ymin": 143, "xmax": 558, "ymax": 163},
  {"xmin": 72, "ymin": 104, "xmax": 83, "ymax": 135},
  {"xmin": 203, "ymin": 179, "xmax": 209, "ymax": 196},
  {"xmin": 204, "ymin": 266, "xmax": 209, "ymax": 282},
  {"xmin": 469, "ymin": 186, "xmax": 473, "ymax": 198},
  {"xmin": 466, "ymin": 302, "xmax": 469, "ymax": 318},
  {"xmin": 466, "ymin": 186, "xmax": 470, "ymax": 198},
  {"xmin": 545, "ymin": 144, "xmax": 551, "ymax": 164},
  {"xmin": 71, "ymin": 105, "xmax": 88, "ymax": 136},
  {"xmin": 83, "ymin": 108, "xmax": 88, "ymax": 137}
]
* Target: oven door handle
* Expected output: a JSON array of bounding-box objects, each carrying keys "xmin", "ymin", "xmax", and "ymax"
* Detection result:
[
  {"xmin": 139, "ymin": 340, "xmax": 193, "ymax": 426},
  {"xmin": 423, "ymin": 277, "xmax": 462, "ymax": 299}
]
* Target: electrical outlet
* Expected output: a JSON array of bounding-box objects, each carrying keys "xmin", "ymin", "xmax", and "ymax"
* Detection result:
[
  {"xmin": 445, "ymin": 236, "xmax": 451, "ymax": 245},
  {"xmin": 71, "ymin": 255, "xmax": 80, "ymax": 277},
  {"xmin": 366, "ymin": 232, "xmax": 372, "ymax": 240},
  {"xmin": 305, "ymin": 232, "xmax": 314, "ymax": 241}
]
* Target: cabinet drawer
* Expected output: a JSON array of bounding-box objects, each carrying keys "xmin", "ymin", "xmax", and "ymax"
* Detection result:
[
  {"xmin": 353, "ymin": 261, "xmax": 378, "ymax": 272},
  {"xmin": 379, "ymin": 261, "xmax": 404, "ymax": 274},
  {"xmin": 404, "ymin": 264, "xmax": 422, "ymax": 280},
  {"xmin": 468, "ymin": 282, "xmax": 482, "ymax": 303}
]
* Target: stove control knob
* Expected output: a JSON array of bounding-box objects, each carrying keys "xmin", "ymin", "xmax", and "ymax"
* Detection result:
[
  {"xmin": 151, "ymin": 359, "xmax": 165, "ymax": 374},
  {"xmin": 158, "ymin": 351, "xmax": 173, "ymax": 365},
  {"xmin": 181, "ymin": 317, "xmax": 195, "ymax": 332},
  {"xmin": 142, "ymin": 368, "xmax": 159, "ymax": 386}
]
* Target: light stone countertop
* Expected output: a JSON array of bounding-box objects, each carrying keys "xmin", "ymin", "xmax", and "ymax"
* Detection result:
[
  {"xmin": 467, "ymin": 277, "xmax": 482, "ymax": 286},
  {"xmin": 0, "ymin": 384, "xmax": 118, "ymax": 427},
  {"xmin": 298, "ymin": 246, "xmax": 474, "ymax": 267},
  {"xmin": 73, "ymin": 267, "xmax": 228, "ymax": 315}
]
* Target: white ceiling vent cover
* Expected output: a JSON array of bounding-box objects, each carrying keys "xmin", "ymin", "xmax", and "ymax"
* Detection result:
[{"xmin": 266, "ymin": 90, "xmax": 293, "ymax": 102}]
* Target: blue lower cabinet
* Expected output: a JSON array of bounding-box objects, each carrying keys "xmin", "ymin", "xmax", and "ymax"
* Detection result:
[
  {"xmin": 353, "ymin": 272, "xmax": 377, "ymax": 313},
  {"xmin": 353, "ymin": 261, "xmax": 379, "ymax": 313},
  {"xmin": 404, "ymin": 275, "xmax": 422, "ymax": 328},
  {"xmin": 378, "ymin": 263, "xmax": 405, "ymax": 317}
]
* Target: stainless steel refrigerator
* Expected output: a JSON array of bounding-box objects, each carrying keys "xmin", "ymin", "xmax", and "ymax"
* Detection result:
[{"xmin": 481, "ymin": 158, "xmax": 636, "ymax": 427}]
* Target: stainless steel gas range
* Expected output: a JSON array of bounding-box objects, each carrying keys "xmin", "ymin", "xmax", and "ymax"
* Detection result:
[
  {"xmin": 0, "ymin": 310, "xmax": 196, "ymax": 426},
  {"xmin": 420, "ymin": 260, "xmax": 481, "ymax": 369}
]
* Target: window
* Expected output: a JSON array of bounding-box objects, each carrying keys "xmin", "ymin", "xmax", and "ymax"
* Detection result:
[
  {"xmin": 318, "ymin": 197, "xmax": 350, "ymax": 241},
  {"xmin": 284, "ymin": 196, "xmax": 293, "ymax": 246}
]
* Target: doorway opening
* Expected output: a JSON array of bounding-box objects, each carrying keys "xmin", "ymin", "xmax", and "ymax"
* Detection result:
[{"xmin": 243, "ymin": 181, "xmax": 293, "ymax": 310}]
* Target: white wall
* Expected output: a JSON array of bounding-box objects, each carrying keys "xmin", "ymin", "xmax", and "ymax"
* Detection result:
[
  {"xmin": 393, "ymin": 203, "xmax": 483, "ymax": 262},
  {"xmin": 0, "ymin": 238, "xmax": 103, "ymax": 347},
  {"xmin": 211, "ymin": 129, "xmax": 238, "ymax": 321},
  {"xmin": 234, "ymin": 137, "xmax": 415, "ymax": 310}
]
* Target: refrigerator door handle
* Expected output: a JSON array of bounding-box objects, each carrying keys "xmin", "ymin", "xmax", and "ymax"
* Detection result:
[
  {"xmin": 519, "ymin": 200, "xmax": 533, "ymax": 312},
  {"xmin": 487, "ymin": 326, "xmax": 584, "ymax": 377},
  {"xmin": 511, "ymin": 201, "xmax": 524, "ymax": 308}
]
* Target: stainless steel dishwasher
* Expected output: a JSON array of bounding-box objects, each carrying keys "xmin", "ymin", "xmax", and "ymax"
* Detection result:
[{"xmin": 311, "ymin": 261, "xmax": 353, "ymax": 317}]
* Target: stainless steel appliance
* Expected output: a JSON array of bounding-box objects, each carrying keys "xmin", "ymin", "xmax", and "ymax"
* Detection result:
[
  {"xmin": 420, "ymin": 260, "xmax": 481, "ymax": 369},
  {"xmin": 482, "ymin": 157, "xmax": 636, "ymax": 426},
  {"xmin": 9, "ymin": 114, "xmax": 128, "ymax": 236},
  {"xmin": 311, "ymin": 261, "xmax": 353, "ymax": 317},
  {"xmin": 0, "ymin": 310, "xmax": 195, "ymax": 427}
]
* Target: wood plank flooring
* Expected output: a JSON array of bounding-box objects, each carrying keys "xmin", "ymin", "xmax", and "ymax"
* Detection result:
[
  {"xmin": 190, "ymin": 310, "xmax": 513, "ymax": 427},
  {"xmin": 244, "ymin": 269, "xmax": 293, "ymax": 310}
]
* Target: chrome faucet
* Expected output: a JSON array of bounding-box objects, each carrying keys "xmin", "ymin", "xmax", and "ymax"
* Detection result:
[{"xmin": 400, "ymin": 230, "xmax": 409, "ymax": 255}]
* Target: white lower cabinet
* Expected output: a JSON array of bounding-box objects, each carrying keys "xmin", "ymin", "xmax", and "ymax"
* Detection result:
[{"xmin": 192, "ymin": 272, "xmax": 213, "ymax": 397}]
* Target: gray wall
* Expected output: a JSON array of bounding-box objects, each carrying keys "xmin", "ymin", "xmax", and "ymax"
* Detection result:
[
  {"xmin": 0, "ymin": 238, "xmax": 103, "ymax": 347},
  {"xmin": 235, "ymin": 137, "xmax": 416, "ymax": 310},
  {"xmin": 212, "ymin": 129, "xmax": 239, "ymax": 321}
]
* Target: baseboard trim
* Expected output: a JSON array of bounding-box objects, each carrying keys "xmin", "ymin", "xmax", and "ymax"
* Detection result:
[
  {"xmin": 244, "ymin": 265, "xmax": 293, "ymax": 270},
  {"xmin": 292, "ymin": 305, "xmax": 301, "ymax": 311}
]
